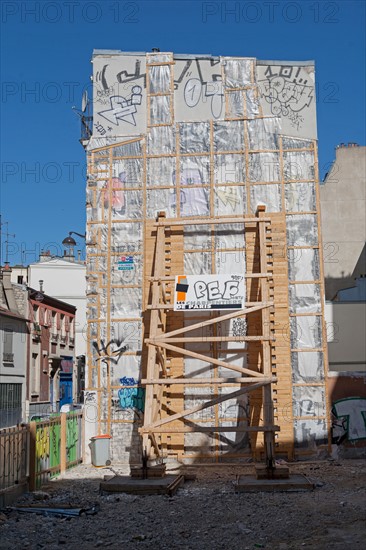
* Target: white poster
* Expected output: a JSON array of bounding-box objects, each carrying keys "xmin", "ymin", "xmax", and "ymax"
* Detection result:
[{"xmin": 174, "ymin": 274, "xmax": 245, "ymax": 311}]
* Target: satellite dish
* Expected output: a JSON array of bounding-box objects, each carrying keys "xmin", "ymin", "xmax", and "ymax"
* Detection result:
[{"xmin": 81, "ymin": 90, "xmax": 88, "ymax": 112}]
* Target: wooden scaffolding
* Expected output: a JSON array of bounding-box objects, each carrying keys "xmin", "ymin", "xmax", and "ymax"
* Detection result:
[{"xmin": 140, "ymin": 207, "xmax": 279, "ymax": 467}]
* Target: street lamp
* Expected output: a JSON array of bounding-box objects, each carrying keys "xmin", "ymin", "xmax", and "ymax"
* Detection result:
[{"xmin": 62, "ymin": 231, "xmax": 86, "ymax": 260}]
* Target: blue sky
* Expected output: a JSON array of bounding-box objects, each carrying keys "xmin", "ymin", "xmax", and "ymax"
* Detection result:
[{"xmin": 1, "ymin": 0, "xmax": 365, "ymax": 265}]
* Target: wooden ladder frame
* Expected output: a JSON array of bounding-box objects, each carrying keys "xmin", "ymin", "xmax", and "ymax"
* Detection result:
[{"xmin": 139, "ymin": 207, "xmax": 277, "ymax": 467}]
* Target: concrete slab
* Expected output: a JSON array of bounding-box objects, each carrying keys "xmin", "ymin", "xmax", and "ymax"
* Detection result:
[
  {"xmin": 100, "ymin": 474, "xmax": 184, "ymax": 496},
  {"xmin": 235, "ymin": 474, "xmax": 314, "ymax": 492}
]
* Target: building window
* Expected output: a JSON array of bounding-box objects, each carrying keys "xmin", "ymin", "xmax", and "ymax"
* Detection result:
[
  {"xmin": 18, "ymin": 275, "xmax": 24, "ymax": 284},
  {"xmin": 33, "ymin": 306, "xmax": 39, "ymax": 323},
  {"xmin": 3, "ymin": 329, "xmax": 14, "ymax": 364},
  {"xmin": 31, "ymin": 353, "xmax": 39, "ymax": 396},
  {"xmin": 0, "ymin": 383, "xmax": 22, "ymax": 409},
  {"xmin": 0, "ymin": 383, "xmax": 22, "ymax": 427}
]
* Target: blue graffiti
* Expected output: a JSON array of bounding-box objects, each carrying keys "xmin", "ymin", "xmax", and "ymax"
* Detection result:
[{"xmin": 118, "ymin": 377, "xmax": 145, "ymax": 412}]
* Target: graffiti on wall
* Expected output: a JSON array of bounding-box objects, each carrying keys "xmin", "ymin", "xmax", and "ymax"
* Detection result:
[
  {"xmin": 117, "ymin": 377, "xmax": 145, "ymax": 412},
  {"xmin": 174, "ymin": 58, "xmax": 224, "ymax": 120},
  {"xmin": 92, "ymin": 338, "xmax": 129, "ymax": 365},
  {"xmin": 257, "ymin": 64, "xmax": 316, "ymax": 138},
  {"xmin": 331, "ymin": 397, "xmax": 366, "ymax": 443},
  {"xmin": 93, "ymin": 55, "xmax": 147, "ymax": 135}
]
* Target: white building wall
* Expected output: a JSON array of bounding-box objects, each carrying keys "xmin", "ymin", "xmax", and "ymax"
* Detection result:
[{"xmin": 28, "ymin": 259, "xmax": 87, "ymax": 358}]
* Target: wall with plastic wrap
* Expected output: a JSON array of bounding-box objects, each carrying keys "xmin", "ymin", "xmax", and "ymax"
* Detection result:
[{"xmin": 85, "ymin": 51, "xmax": 328, "ymax": 462}]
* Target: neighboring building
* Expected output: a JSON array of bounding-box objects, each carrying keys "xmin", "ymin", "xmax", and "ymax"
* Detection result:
[
  {"xmin": 321, "ymin": 144, "xmax": 366, "ymax": 456},
  {"xmin": 26, "ymin": 286, "xmax": 76, "ymax": 418},
  {"xmin": 320, "ymin": 143, "xmax": 366, "ymax": 301},
  {"xmin": 0, "ymin": 264, "xmax": 28, "ymax": 428},
  {"xmin": 10, "ymin": 247, "xmax": 87, "ymax": 404}
]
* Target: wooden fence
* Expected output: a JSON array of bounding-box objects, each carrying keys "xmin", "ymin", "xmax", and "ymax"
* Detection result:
[{"xmin": 0, "ymin": 412, "xmax": 83, "ymax": 503}]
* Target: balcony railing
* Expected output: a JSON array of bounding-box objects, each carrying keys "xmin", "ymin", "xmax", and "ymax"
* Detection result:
[
  {"xmin": 50, "ymin": 333, "xmax": 58, "ymax": 342},
  {"xmin": 69, "ymin": 337, "xmax": 75, "ymax": 346},
  {"xmin": 3, "ymin": 352, "xmax": 14, "ymax": 363},
  {"xmin": 60, "ymin": 335, "xmax": 67, "ymax": 345}
]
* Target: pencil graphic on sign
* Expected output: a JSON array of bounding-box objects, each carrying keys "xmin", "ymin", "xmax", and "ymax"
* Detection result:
[{"xmin": 176, "ymin": 275, "xmax": 189, "ymax": 302}]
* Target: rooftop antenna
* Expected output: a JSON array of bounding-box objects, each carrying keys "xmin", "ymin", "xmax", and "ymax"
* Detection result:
[
  {"xmin": 0, "ymin": 217, "xmax": 15, "ymax": 265},
  {"xmin": 5, "ymin": 229, "xmax": 16, "ymax": 263}
]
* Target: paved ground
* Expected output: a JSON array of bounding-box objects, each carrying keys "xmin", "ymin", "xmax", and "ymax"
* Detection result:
[{"xmin": 1, "ymin": 459, "xmax": 365, "ymax": 549}]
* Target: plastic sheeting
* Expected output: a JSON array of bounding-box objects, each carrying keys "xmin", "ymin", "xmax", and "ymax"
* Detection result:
[
  {"xmin": 184, "ymin": 386, "xmax": 215, "ymax": 421},
  {"xmin": 291, "ymin": 352, "xmax": 324, "ymax": 383},
  {"xmin": 214, "ymin": 121, "xmax": 244, "ymax": 152},
  {"xmin": 227, "ymin": 91, "xmax": 244, "ymax": 118},
  {"xmin": 150, "ymin": 95, "xmax": 171, "ymax": 125},
  {"xmin": 112, "ymin": 140, "xmax": 143, "ymax": 158},
  {"xmin": 223, "ymin": 58, "xmax": 253, "ymax": 88},
  {"xmin": 285, "ymin": 182, "xmax": 316, "ymax": 212},
  {"xmin": 111, "ymin": 223, "xmax": 142, "ymax": 252},
  {"xmin": 109, "ymin": 256, "xmax": 142, "ymax": 286},
  {"xmin": 290, "ymin": 316, "xmax": 322, "ymax": 349},
  {"xmin": 288, "ymin": 248, "xmax": 320, "ymax": 281},
  {"xmin": 249, "ymin": 153, "xmax": 280, "ymax": 182},
  {"xmin": 181, "ymin": 156, "xmax": 210, "ymax": 184},
  {"xmin": 110, "ymin": 355, "xmax": 142, "ymax": 385},
  {"xmin": 147, "ymin": 157, "xmax": 175, "ymax": 186},
  {"xmin": 215, "ymin": 186, "xmax": 246, "ymax": 216},
  {"xmin": 146, "ymin": 188, "xmax": 176, "ymax": 218},
  {"xmin": 286, "ymin": 214, "xmax": 318, "ymax": 246},
  {"xmin": 294, "ymin": 419, "xmax": 327, "ymax": 447},
  {"xmin": 247, "ymin": 118, "xmax": 280, "ymax": 150},
  {"xmin": 215, "ymin": 224, "xmax": 245, "ymax": 250},
  {"xmin": 184, "ymin": 251, "xmax": 212, "ymax": 275},
  {"xmin": 245, "ymin": 88, "xmax": 260, "ymax": 119},
  {"xmin": 112, "ymin": 158, "xmax": 142, "ymax": 187},
  {"xmin": 147, "ymin": 126, "xmax": 175, "ymax": 154},
  {"xmin": 214, "ymin": 154, "xmax": 244, "ymax": 184},
  {"xmin": 216, "ymin": 250, "xmax": 246, "ymax": 274},
  {"xmin": 110, "ymin": 190, "xmax": 143, "ymax": 220},
  {"xmin": 250, "ymin": 184, "xmax": 281, "ymax": 213},
  {"xmin": 282, "ymin": 137, "xmax": 313, "ymax": 150},
  {"xmin": 111, "ymin": 288, "xmax": 142, "ymax": 318},
  {"xmin": 289, "ymin": 284, "xmax": 321, "ymax": 313},
  {"xmin": 284, "ymin": 152, "xmax": 315, "ymax": 181},
  {"xmin": 180, "ymin": 188, "xmax": 210, "ymax": 217},
  {"xmin": 147, "ymin": 52, "xmax": 172, "ymax": 63},
  {"xmin": 183, "ymin": 225, "xmax": 211, "ymax": 250},
  {"xmin": 293, "ymin": 386, "xmax": 326, "ymax": 418},
  {"xmin": 110, "ymin": 320, "xmax": 142, "ymax": 353},
  {"xmin": 179, "ymin": 122, "xmax": 210, "ymax": 153},
  {"xmin": 148, "ymin": 65, "xmax": 171, "ymax": 94}
]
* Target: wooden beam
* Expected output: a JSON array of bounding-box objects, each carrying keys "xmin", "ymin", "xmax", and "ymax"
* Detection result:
[
  {"xmin": 150, "ymin": 340, "xmax": 265, "ymax": 378},
  {"xmin": 145, "ymin": 381, "xmax": 270, "ymax": 429},
  {"xmin": 154, "ymin": 216, "xmax": 271, "ymax": 227},
  {"xmin": 152, "ymin": 302, "xmax": 273, "ymax": 338},
  {"xmin": 139, "ymin": 425, "xmax": 280, "ymax": 434},
  {"xmin": 148, "ymin": 336, "xmax": 274, "ymax": 343},
  {"xmin": 141, "ymin": 376, "xmax": 276, "ymax": 385}
]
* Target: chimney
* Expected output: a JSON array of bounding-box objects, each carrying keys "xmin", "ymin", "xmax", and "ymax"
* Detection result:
[
  {"xmin": 77, "ymin": 250, "xmax": 81, "ymax": 262},
  {"xmin": 39, "ymin": 280, "xmax": 44, "ymax": 292},
  {"xmin": 1, "ymin": 263, "xmax": 19, "ymax": 313},
  {"xmin": 39, "ymin": 250, "xmax": 51, "ymax": 262}
]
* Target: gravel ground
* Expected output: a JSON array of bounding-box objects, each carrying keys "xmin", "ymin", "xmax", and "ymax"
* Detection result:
[{"xmin": 1, "ymin": 459, "xmax": 365, "ymax": 549}]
